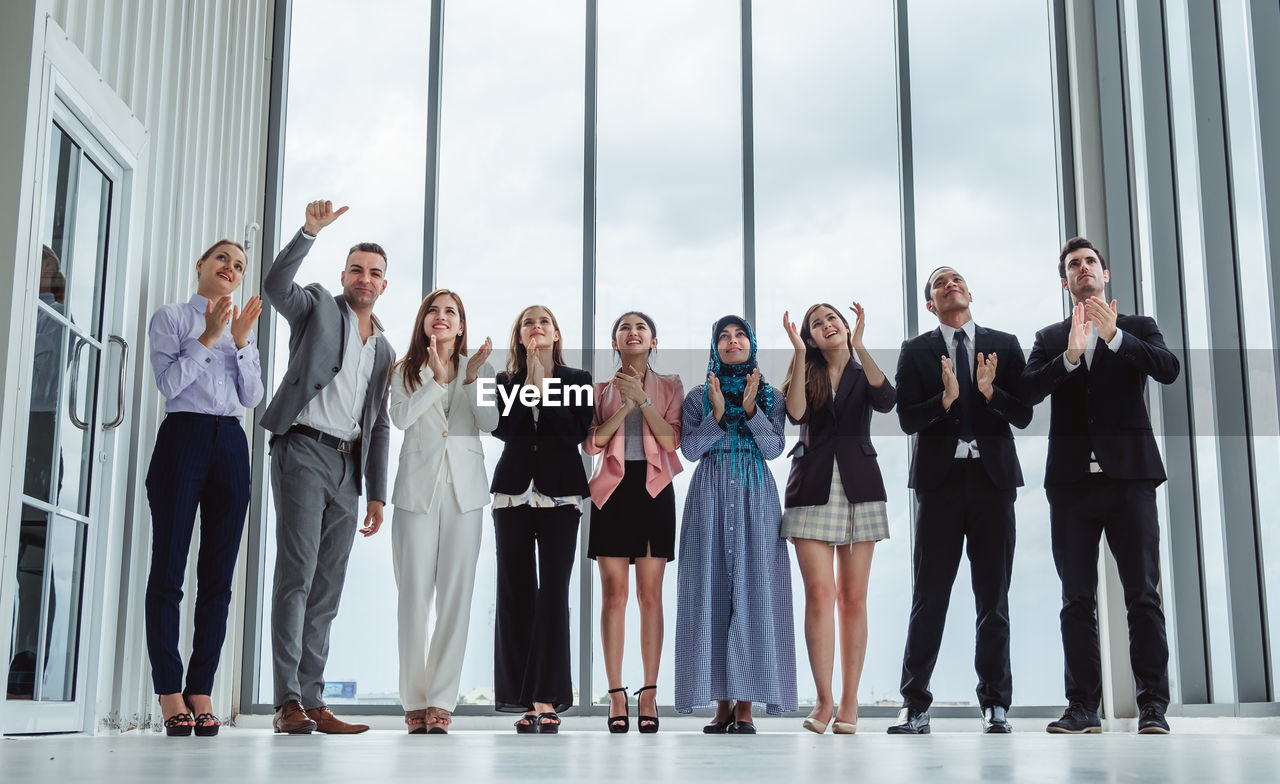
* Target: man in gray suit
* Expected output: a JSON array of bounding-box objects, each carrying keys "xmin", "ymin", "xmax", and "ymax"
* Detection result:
[{"xmin": 261, "ymin": 200, "xmax": 395, "ymax": 734}]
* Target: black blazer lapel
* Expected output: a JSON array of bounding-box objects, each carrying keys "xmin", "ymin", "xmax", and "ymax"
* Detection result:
[
  {"xmin": 833, "ymin": 359, "xmax": 859, "ymax": 409},
  {"xmin": 926, "ymin": 327, "xmax": 948, "ymax": 366}
]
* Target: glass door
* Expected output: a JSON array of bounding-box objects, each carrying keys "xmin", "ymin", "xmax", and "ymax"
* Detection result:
[{"xmin": 4, "ymin": 113, "xmax": 128, "ymax": 733}]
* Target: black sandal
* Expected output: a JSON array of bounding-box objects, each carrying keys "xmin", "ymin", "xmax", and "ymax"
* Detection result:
[
  {"xmin": 535, "ymin": 712, "xmax": 561, "ymax": 734},
  {"xmin": 606, "ymin": 686, "xmax": 629, "ymax": 733},
  {"xmin": 635, "ymin": 685, "xmax": 659, "ymax": 733},
  {"xmin": 515, "ymin": 712, "xmax": 537, "ymax": 734},
  {"xmin": 182, "ymin": 695, "xmax": 220, "ymax": 737},
  {"xmin": 163, "ymin": 711, "xmax": 194, "ymax": 737},
  {"xmin": 192, "ymin": 712, "xmax": 221, "ymax": 737}
]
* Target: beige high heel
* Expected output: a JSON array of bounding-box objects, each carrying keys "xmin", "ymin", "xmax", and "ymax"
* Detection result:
[
  {"xmin": 832, "ymin": 720, "xmax": 857, "ymax": 734},
  {"xmin": 802, "ymin": 714, "xmax": 831, "ymax": 734}
]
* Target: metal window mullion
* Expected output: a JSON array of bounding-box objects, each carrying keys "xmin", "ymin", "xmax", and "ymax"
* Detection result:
[
  {"xmin": 740, "ymin": 0, "xmax": 755, "ymax": 325},
  {"xmin": 1049, "ymin": 0, "xmax": 1078, "ymax": 243},
  {"xmin": 892, "ymin": 0, "xmax": 919, "ymax": 569},
  {"xmin": 1094, "ymin": 0, "xmax": 1139, "ymax": 309},
  {"xmin": 422, "ymin": 0, "xmax": 445, "ymax": 296},
  {"xmin": 1184, "ymin": 0, "xmax": 1271, "ymax": 703},
  {"xmin": 242, "ymin": 0, "xmax": 292, "ymax": 715},
  {"xmin": 579, "ymin": 0, "xmax": 598, "ymax": 712},
  {"xmin": 1132, "ymin": 0, "xmax": 1208, "ymax": 704},
  {"xmin": 893, "ymin": 0, "xmax": 917, "ymax": 342}
]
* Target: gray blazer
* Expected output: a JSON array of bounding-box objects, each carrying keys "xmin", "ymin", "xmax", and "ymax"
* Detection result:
[{"xmin": 260, "ymin": 229, "xmax": 396, "ymax": 502}]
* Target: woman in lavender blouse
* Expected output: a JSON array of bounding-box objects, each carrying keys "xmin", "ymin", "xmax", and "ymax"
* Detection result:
[{"xmin": 144, "ymin": 239, "xmax": 262, "ymax": 736}]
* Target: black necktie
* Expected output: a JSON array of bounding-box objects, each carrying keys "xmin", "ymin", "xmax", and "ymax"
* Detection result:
[{"xmin": 954, "ymin": 331, "xmax": 974, "ymax": 444}]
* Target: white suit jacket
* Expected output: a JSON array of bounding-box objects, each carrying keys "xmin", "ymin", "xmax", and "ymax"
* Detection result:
[{"xmin": 389, "ymin": 361, "xmax": 498, "ymax": 515}]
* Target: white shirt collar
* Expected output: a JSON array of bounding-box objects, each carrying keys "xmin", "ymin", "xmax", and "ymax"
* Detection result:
[{"xmin": 938, "ymin": 319, "xmax": 976, "ymax": 346}]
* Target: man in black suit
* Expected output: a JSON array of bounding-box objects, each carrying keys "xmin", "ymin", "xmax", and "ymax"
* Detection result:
[
  {"xmin": 1022, "ymin": 237, "xmax": 1179, "ymax": 735},
  {"xmin": 888, "ymin": 267, "xmax": 1033, "ymax": 734}
]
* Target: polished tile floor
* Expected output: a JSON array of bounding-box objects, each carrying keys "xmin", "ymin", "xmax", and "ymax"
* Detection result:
[{"xmin": 3, "ymin": 716, "xmax": 1277, "ymax": 783}]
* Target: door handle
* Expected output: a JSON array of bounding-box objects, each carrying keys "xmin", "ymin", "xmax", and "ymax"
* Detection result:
[
  {"xmin": 103, "ymin": 335, "xmax": 129, "ymax": 430},
  {"xmin": 67, "ymin": 337, "xmax": 89, "ymax": 431}
]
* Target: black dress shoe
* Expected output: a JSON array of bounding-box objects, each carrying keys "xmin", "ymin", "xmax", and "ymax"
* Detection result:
[
  {"xmin": 702, "ymin": 718, "xmax": 733, "ymax": 734},
  {"xmin": 1137, "ymin": 704, "xmax": 1170, "ymax": 734},
  {"xmin": 1046, "ymin": 703, "xmax": 1101, "ymax": 734},
  {"xmin": 982, "ymin": 706, "xmax": 1012, "ymax": 733},
  {"xmin": 727, "ymin": 720, "xmax": 756, "ymax": 734},
  {"xmin": 886, "ymin": 707, "xmax": 930, "ymax": 734}
]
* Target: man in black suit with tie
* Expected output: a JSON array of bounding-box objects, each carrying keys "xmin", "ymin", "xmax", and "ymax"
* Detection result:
[
  {"xmin": 888, "ymin": 267, "xmax": 1033, "ymax": 734},
  {"xmin": 1022, "ymin": 237, "xmax": 1179, "ymax": 735}
]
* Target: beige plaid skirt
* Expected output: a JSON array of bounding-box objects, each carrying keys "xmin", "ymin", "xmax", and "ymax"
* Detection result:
[{"xmin": 780, "ymin": 462, "xmax": 890, "ymax": 545}]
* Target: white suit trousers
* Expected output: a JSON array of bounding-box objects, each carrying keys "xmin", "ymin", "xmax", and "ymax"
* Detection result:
[{"xmin": 392, "ymin": 492, "xmax": 483, "ymax": 711}]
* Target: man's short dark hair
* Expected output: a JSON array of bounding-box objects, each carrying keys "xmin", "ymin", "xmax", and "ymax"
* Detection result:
[
  {"xmin": 1058, "ymin": 237, "xmax": 1107, "ymax": 279},
  {"xmin": 923, "ymin": 266, "xmax": 957, "ymax": 302},
  {"xmin": 347, "ymin": 242, "xmax": 387, "ymax": 268}
]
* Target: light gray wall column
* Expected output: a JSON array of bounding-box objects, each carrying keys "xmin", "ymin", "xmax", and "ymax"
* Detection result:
[
  {"xmin": 1184, "ymin": 0, "xmax": 1271, "ymax": 704},
  {"xmin": 1060, "ymin": 0, "xmax": 1138, "ymax": 717},
  {"xmin": 0, "ymin": 0, "xmax": 44, "ymax": 712},
  {"xmin": 1130, "ymin": 0, "xmax": 1210, "ymax": 706}
]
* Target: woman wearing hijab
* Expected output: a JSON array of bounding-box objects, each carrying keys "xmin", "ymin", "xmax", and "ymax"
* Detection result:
[{"xmin": 674, "ymin": 315, "xmax": 797, "ymax": 733}]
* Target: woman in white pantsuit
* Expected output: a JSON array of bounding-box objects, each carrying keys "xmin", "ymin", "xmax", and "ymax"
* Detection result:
[{"xmin": 389, "ymin": 288, "xmax": 496, "ymax": 734}]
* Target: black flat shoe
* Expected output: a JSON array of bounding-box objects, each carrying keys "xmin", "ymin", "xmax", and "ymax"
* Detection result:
[
  {"xmin": 635, "ymin": 685, "xmax": 659, "ymax": 734},
  {"xmin": 982, "ymin": 706, "xmax": 1012, "ymax": 734},
  {"xmin": 515, "ymin": 713, "xmax": 537, "ymax": 734},
  {"xmin": 702, "ymin": 718, "xmax": 732, "ymax": 734},
  {"xmin": 727, "ymin": 720, "xmax": 757, "ymax": 734},
  {"xmin": 535, "ymin": 712, "xmax": 561, "ymax": 734},
  {"xmin": 887, "ymin": 707, "xmax": 931, "ymax": 734},
  {"xmin": 607, "ymin": 686, "xmax": 629, "ymax": 734}
]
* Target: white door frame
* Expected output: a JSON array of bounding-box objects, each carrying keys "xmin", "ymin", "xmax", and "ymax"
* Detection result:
[{"xmin": 0, "ymin": 13, "xmax": 147, "ymax": 735}]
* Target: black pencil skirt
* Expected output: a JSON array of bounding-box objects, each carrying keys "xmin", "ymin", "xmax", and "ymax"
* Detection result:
[{"xmin": 587, "ymin": 460, "xmax": 676, "ymax": 562}]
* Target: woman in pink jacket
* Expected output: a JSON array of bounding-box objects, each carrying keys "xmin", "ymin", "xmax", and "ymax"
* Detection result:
[{"xmin": 585, "ymin": 312, "xmax": 683, "ymax": 733}]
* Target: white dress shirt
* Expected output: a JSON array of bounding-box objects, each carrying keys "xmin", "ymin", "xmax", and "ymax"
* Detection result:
[
  {"xmin": 938, "ymin": 319, "xmax": 980, "ymax": 459},
  {"xmin": 1063, "ymin": 323, "xmax": 1125, "ymax": 467},
  {"xmin": 295, "ymin": 310, "xmax": 381, "ymax": 440}
]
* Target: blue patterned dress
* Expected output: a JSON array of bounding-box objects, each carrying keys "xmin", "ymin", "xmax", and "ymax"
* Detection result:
[{"xmin": 674, "ymin": 384, "xmax": 798, "ymax": 714}]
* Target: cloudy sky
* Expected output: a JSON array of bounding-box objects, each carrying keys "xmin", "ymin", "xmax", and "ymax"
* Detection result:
[{"xmin": 253, "ymin": 0, "xmax": 1278, "ymax": 709}]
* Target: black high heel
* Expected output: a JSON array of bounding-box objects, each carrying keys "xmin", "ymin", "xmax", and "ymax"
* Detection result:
[
  {"xmin": 161, "ymin": 697, "xmax": 193, "ymax": 737},
  {"xmin": 635, "ymin": 685, "xmax": 659, "ymax": 733},
  {"xmin": 606, "ymin": 686, "xmax": 629, "ymax": 733},
  {"xmin": 183, "ymin": 694, "xmax": 220, "ymax": 737}
]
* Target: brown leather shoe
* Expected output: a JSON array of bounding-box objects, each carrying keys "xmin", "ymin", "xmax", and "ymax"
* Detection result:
[
  {"xmin": 306, "ymin": 706, "xmax": 370, "ymax": 734},
  {"xmin": 273, "ymin": 700, "xmax": 317, "ymax": 734}
]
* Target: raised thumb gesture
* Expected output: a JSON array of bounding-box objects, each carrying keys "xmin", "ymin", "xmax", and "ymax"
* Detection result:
[{"xmin": 304, "ymin": 199, "xmax": 349, "ymax": 235}]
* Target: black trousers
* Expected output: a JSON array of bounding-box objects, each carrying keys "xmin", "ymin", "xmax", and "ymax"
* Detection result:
[
  {"xmin": 900, "ymin": 459, "xmax": 1016, "ymax": 711},
  {"xmin": 1047, "ymin": 475, "xmax": 1169, "ymax": 712},
  {"xmin": 144, "ymin": 413, "xmax": 251, "ymax": 695},
  {"xmin": 493, "ymin": 504, "xmax": 579, "ymax": 713}
]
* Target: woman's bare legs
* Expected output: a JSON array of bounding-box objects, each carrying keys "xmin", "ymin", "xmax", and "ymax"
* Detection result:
[
  {"xmin": 794, "ymin": 538, "xmax": 837, "ymax": 724},
  {"xmin": 834, "ymin": 542, "xmax": 875, "ymax": 725},
  {"xmin": 598, "ymin": 556, "xmax": 630, "ymax": 725}
]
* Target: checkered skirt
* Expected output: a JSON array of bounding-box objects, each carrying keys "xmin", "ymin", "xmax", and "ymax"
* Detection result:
[{"xmin": 780, "ymin": 461, "xmax": 890, "ymax": 545}]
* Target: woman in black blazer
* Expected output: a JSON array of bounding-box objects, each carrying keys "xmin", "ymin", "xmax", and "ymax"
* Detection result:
[
  {"xmin": 490, "ymin": 304, "xmax": 593, "ymax": 733},
  {"xmin": 780, "ymin": 302, "xmax": 895, "ymax": 735}
]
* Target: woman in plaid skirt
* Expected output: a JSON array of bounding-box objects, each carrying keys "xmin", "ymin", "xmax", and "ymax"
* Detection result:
[{"xmin": 780, "ymin": 302, "xmax": 896, "ymax": 734}]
